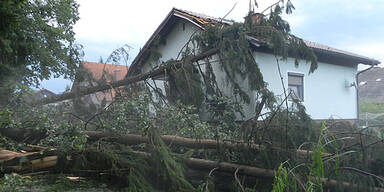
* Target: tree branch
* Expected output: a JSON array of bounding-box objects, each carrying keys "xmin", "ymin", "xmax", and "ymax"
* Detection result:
[{"xmin": 33, "ymin": 48, "xmax": 218, "ymax": 106}]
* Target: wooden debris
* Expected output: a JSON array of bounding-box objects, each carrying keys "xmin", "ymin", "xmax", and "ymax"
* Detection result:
[
  {"xmin": 0, "ymin": 149, "xmax": 58, "ymax": 173},
  {"xmin": 0, "ymin": 148, "xmax": 38, "ymax": 163},
  {"xmin": 7, "ymin": 156, "xmax": 58, "ymax": 172}
]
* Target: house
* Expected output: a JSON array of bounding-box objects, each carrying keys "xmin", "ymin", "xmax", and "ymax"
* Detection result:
[
  {"xmin": 127, "ymin": 8, "xmax": 380, "ymax": 121},
  {"xmin": 33, "ymin": 88, "xmax": 56, "ymax": 100},
  {"xmin": 72, "ymin": 61, "xmax": 129, "ymax": 107},
  {"xmin": 24, "ymin": 88, "xmax": 61, "ymax": 105}
]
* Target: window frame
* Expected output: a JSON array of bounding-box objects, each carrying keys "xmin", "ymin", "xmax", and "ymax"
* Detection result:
[{"xmin": 287, "ymin": 72, "xmax": 304, "ymax": 101}]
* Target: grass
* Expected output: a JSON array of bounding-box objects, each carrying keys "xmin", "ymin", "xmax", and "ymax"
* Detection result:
[
  {"xmin": 0, "ymin": 174, "xmax": 110, "ymax": 192},
  {"xmin": 360, "ymin": 100, "xmax": 384, "ymax": 114}
]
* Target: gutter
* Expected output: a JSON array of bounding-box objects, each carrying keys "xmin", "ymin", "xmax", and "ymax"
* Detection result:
[{"xmin": 356, "ymin": 64, "xmax": 375, "ymax": 123}]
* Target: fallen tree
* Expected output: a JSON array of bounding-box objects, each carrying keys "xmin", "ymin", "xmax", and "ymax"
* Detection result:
[
  {"xmin": 0, "ymin": 128, "xmax": 328, "ymax": 158},
  {"xmin": 84, "ymin": 131, "xmax": 329, "ymax": 158},
  {"xmin": 1, "ymin": 148, "xmax": 382, "ymax": 192}
]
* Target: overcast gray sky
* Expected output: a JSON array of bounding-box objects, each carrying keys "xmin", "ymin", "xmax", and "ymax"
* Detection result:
[{"xmin": 41, "ymin": 0, "xmax": 384, "ymax": 93}]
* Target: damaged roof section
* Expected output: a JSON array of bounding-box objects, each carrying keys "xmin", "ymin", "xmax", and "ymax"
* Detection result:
[
  {"xmin": 128, "ymin": 8, "xmax": 380, "ymax": 77},
  {"xmin": 173, "ymin": 8, "xmax": 233, "ymax": 28}
]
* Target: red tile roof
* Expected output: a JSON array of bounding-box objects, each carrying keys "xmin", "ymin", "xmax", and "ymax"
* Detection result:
[
  {"xmin": 75, "ymin": 61, "xmax": 129, "ymax": 102},
  {"xmin": 81, "ymin": 61, "xmax": 128, "ymax": 82}
]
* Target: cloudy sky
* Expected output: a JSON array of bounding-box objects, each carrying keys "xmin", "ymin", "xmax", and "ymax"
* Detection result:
[{"xmin": 40, "ymin": 0, "xmax": 384, "ymax": 93}]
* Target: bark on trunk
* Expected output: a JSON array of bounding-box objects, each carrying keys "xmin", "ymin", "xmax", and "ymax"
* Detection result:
[
  {"xmin": 85, "ymin": 131, "xmax": 328, "ymax": 157},
  {"xmin": 134, "ymin": 150, "xmax": 384, "ymax": 192}
]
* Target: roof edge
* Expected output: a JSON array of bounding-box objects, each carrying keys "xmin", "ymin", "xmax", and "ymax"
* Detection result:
[{"xmin": 127, "ymin": 8, "xmax": 178, "ymax": 76}]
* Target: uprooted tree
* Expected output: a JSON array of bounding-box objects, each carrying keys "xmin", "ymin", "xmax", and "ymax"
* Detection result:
[{"xmin": 1, "ymin": 0, "xmax": 384, "ymax": 191}]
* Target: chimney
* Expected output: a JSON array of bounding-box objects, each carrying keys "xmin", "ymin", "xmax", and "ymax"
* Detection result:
[{"xmin": 245, "ymin": 12, "xmax": 264, "ymax": 25}]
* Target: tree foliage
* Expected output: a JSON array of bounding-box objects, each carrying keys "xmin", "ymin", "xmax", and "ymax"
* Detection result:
[{"xmin": 0, "ymin": 0, "xmax": 81, "ymax": 104}]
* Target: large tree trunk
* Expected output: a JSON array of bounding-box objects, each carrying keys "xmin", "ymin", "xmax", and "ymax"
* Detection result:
[
  {"xmin": 0, "ymin": 128, "xmax": 325, "ymax": 157},
  {"xmin": 134, "ymin": 150, "xmax": 384, "ymax": 192},
  {"xmin": 85, "ymin": 131, "xmax": 328, "ymax": 158}
]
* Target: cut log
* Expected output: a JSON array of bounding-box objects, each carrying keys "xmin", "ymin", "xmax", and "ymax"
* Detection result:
[
  {"xmin": 0, "ymin": 149, "xmax": 39, "ymax": 163},
  {"xmin": 7, "ymin": 156, "xmax": 58, "ymax": 172},
  {"xmin": 85, "ymin": 131, "xmax": 328, "ymax": 158},
  {"xmin": 1, "ymin": 149, "xmax": 58, "ymax": 173}
]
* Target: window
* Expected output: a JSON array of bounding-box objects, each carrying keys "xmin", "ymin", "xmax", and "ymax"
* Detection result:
[{"xmin": 288, "ymin": 72, "xmax": 304, "ymax": 101}]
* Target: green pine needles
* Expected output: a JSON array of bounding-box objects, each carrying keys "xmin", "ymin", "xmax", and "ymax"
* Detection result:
[{"xmin": 148, "ymin": 127, "xmax": 195, "ymax": 192}]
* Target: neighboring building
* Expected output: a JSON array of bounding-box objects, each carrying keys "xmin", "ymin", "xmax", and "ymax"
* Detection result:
[
  {"xmin": 24, "ymin": 88, "xmax": 58, "ymax": 105},
  {"xmin": 359, "ymin": 67, "xmax": 384, "ymax": 102},
  {"xmin": 72, "ymin": 61, "xmax": 129, "ymax": 106},
  {"xmin": 32, "ymin": 88, "xmax": 56, "ymax": 100},
  {"xmin": 128, "ymin": 8, "xmax": 380, "ymax": 121}
]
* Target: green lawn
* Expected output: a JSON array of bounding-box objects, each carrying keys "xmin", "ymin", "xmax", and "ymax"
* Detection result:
[{"xmin": 360, "ymin": 100, "xmax": 384, "ymax": 114}]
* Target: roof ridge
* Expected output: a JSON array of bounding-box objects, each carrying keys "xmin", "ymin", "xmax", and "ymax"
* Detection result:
[
  {"xmin": 303, "ymin": 40, "xmax": 379, "ymax": 63},
  {"xmin": 82, "ymin": 61, "xmax": 129, "ymax": 67},
  {"xmin": 173, "ymin": 7, "xmax": 234, "ymax": 25}
]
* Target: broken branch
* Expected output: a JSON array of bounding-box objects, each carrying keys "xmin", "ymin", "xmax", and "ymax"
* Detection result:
[{"xmin": 34, "ymin": 48, "xmax": 218, "ymax": 106}]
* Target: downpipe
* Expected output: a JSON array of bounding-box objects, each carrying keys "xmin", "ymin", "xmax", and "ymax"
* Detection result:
[{"xmin": 355, "ymin": 64, "xmax": 375, "ymax": 125}]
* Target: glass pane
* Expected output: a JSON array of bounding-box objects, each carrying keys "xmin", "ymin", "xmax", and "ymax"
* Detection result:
[
  {"xmin": 288, "ymin": 75, "xmax": 302, "ymax": 85},
  {"xmin": 288, "ymin": 85, "xmax": 299, "ymax": 99}
]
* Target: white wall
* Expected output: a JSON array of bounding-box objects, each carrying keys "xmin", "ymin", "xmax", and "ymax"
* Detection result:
[
  {"xmin": 253, "ymin": 52, "xmax": 357, "ymax": 120},
  {"xmin": 142, "ymin": 20, "xmax": 200, "ymax": 98},
  {"xmin": 141, "ymin": 19, "xmax": 358, "ymax": 120}
]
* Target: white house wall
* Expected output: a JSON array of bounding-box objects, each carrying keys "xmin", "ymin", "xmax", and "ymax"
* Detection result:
[{"xmin": 210, "ymin": 52, "xmax": 358, "ymax": 120}]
